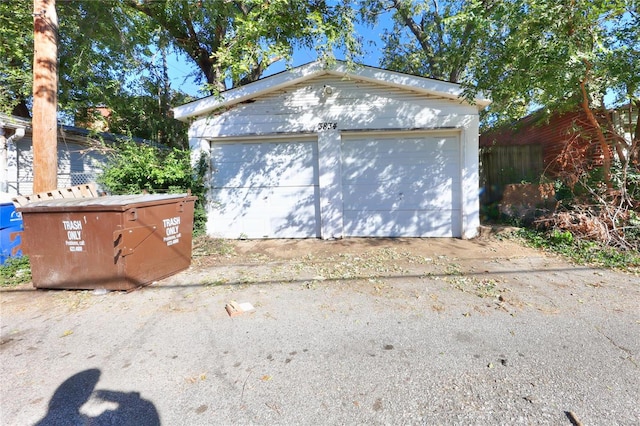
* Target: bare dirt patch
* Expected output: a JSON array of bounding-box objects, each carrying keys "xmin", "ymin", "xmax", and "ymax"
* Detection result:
[
  {"xmin": 169, "ymin": 229, "xmax": 639, "ymax": 317},
  {"xmin": 3, "ymin": 228, "xmax": 637, "ymax": 318}
]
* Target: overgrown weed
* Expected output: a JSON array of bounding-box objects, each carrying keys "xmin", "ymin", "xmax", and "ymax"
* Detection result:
[
  {"xmin": 0, "ymin": 256, "xmax": 31, "ymax": 287},
  {"xmin": 512, "ymin": 228, "xmax": 640, "ymax": 273}
]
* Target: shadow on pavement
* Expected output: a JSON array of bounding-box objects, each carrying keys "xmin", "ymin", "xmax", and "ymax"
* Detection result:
[{"xmin": 35, "ymin": 369, "xmax": 160, "ymax": 426}]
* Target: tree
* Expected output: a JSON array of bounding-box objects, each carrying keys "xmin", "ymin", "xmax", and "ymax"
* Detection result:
[
  {"xmin": 467, "ymin": 0, "xmax": 639, "ymax": 191},
  {"xmin": 359, "ymin": 0, "xmax": 494, "ymax": 82},
  {"xmin": 0, "ymin": 1, "xmax": 36, "ymax": 117},
  {"xmin": 366, "ymin": 0, "xmax": 639, "ymax": 250},
  {"xmin": 2, "ymin": 1, "xmax": 195, "ymax": 147},
  {"xmin": 2, "ymin": 1, "xmax": 359, "ymax": 147},
  {"xmin": 366, "ymin": 1, "xmax": 639, "ymax": 190},
  {"xmin": 125, "ymin": 0, "xmax": 360, "ymax": 93},
  {"xmin": 1, "ymin": 0, "xmax": 153, "ymax": 118}
]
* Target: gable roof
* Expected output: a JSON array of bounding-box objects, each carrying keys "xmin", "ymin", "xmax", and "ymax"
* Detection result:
[{"xmin": 172, "ymin": 60, "xmax": 491, "ymax": 121}]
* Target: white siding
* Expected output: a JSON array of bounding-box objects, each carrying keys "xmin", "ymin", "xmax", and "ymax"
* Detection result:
[
  {"xmin": 173, "ymin": 61, "xmax": 490, "ymax": 120},
  {"xmin": 57, "ymin": 141, "xmax": 106, "ymax": 188},
  {"xmin": 11, "ymin": 138, "xmax": 107, "ymax": 196},
  {"xmin": 189, "ymin": 75, "xmax": 477, "ymax": 140},
  {"xmin": 5, "ymin": 141, "xmax": 19, "ymax": 195},
  {"xmin": 461, "ymin": 114, "xmax": 481, "ymax": 237},
  {"xmin": 15, "ymin": 142, "xmax": 34, "ymax": 196}
]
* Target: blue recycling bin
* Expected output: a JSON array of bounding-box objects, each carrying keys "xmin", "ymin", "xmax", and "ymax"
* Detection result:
[{"xmin": 0, "ymin": 203, "xmax": 23, "ymax": 265}]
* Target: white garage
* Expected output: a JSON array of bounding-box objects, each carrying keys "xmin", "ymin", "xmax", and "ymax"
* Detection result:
[{"xmin": 173, "ymin": 61, "xmax": 490, "ymax": 239}]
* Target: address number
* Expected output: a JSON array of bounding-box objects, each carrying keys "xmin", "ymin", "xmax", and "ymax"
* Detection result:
[{"xmin": 317, "ymin": 122, "xmax": 337, "ymax": 130}]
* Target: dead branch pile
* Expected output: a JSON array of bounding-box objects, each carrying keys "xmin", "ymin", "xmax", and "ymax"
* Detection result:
[{"xmin": 535, "ymin": 204, "xmax": 639, "ymax": 251}]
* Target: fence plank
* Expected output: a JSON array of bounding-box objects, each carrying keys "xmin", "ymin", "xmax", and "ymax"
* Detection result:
[{"xmin": 480, "ymin": 145, "xmax": 544, "ymax": 203}]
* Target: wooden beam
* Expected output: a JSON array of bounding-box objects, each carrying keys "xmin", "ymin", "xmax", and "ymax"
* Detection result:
[{"xmin": 32, "ymin": 0, "xmax": 58, "ymax": 192}]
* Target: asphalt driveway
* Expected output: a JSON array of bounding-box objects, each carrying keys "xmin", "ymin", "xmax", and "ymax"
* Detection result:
[{"xmin": 1, "ymin": 235, "xmax": 639, "ymax": 425}]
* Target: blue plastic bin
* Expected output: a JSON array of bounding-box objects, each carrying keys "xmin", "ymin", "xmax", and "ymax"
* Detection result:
[
  {"xmin": 1, "ymin": 226, "xmax": 22, "ymax": 265},
  {"xmin": 0, "ymin": 203, "xmax": 23, "ymax": 265},
  {"xmin": 1, "ymin": 203, "xmax": 23, "ymax": 229}
]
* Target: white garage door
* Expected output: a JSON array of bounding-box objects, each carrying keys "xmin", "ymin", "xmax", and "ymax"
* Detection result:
[
  {"xmin": 341, "ymin": 133, "xmax": 461, "ymax": 237},
  {"xmin": 210, "ymin": 138, "xmax": 320, "ymax": 238}
]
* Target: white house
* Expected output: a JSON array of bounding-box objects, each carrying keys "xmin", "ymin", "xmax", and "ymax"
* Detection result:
[
  {"xmin": 173, "ymin": 61, "xmax": 490, "ymax": 239},
  {"xmin": 0, "ymin": 113, "xmax": 114, "ymax": 197}
]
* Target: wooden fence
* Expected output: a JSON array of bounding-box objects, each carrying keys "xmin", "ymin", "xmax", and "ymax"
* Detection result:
[{"xmin": 480, "ymin": 144, "xmax": 544, "ymax": 204}]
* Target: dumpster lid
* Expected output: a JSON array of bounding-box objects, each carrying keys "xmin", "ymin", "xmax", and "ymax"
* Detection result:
[{"xmin": 16, "ymin": 193, "xmax": 196, "ymax": 212}]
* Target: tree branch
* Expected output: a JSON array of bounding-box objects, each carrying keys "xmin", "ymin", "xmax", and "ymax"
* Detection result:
[
  {"xmin": 391, "ymin": 0, "xmax": 435, "ymax": 69},
  {"xmin": 238, "ymin": 56, "xmax": 283, "ymax": 87}
]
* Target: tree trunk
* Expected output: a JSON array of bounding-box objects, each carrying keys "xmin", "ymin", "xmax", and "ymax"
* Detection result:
[
  {"xmin": 579, "ymin": 65, "xmax": 611, "ymax": 188},
  {"xmin": 632, "ymin": 100, "xmax": 640, "ymax": 166},
  {"xmin": 32, "ymin": 0, "xmax": 58, "ymax": 193}
]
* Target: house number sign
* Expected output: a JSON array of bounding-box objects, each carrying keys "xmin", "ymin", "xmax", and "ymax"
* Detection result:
[{"xmin": 317, "ymin": 122, "xmax": 337, "ymax": 131}]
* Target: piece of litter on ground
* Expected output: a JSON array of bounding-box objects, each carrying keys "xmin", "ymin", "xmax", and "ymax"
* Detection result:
[
  {"xmin": 225, "ymin": 301, "xmax": 243, "ymax": 317},
  {"xmin": 225, "ymin": 301, "xmax": 255, "ymax": 317},
  {"xmin": 238, "ymin": 302, "xmax": 255, "ymax": 312}
]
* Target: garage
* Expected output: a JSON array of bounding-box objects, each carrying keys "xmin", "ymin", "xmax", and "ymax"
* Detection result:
[
  {"xmin": 174, "ymin": 60, "xmax": 489, "ymax": 239},
  {"xmin": 342, "ymin": 132, "xmax": 461, "ymax": 237},
  {"xmin": 210, "ymin": 137, "xmax": 320, "ymax": 239}
]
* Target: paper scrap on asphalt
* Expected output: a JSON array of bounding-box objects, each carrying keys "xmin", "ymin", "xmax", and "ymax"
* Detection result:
[{"xmin": 238, "ymin": 302, "xmax": 254, "ymax": 312}]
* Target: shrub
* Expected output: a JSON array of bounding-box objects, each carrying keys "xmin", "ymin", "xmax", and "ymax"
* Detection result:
[{"xmin": 98, "ymin": 141, "xmax": 208, "ymax": 236}]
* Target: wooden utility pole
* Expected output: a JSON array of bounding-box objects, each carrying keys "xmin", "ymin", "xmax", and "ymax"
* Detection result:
[{"xmin": 32, "ymin": 0, "xmax": 58, "ymax": 192}]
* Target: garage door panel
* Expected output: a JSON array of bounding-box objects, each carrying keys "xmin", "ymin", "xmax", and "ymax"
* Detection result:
[
  {"xmin": 343, "ymin": 210, "xmax": 458, "ymax": 237},
  {"xmin": 342, "ymin": 136, "xmax": 458, "ymax": 156},
  {"xmin": 211, "ymin": 141, "xmax": 314, "ymax": 161},
  {"xmin": 343, "ymin": 161, "xmax": 458, "ymax": 184},
  {"xmin": 342, "ymin": 161, "xmax": 460, "ymax": 185},
  {"xmin": 342, "ymin": 138, "xmax": 459, "ymax": 184},
  {"xmin": 342, "ymin": 137, "xmax": 455, "ymax": 158},
  {"xmin": 212, "ymin": 141, "xmax": 316, "ymax": 188},
  {"xmin": 213, "ymin": 161, "xmax": 316, "ymax": 188},
  {"xmin": 212, "ymin": 186, "xmax": 319, "ymax": 238},
  {"xmin": 342, "ymin": 183, "xmax": 461, "ymax": 210}
]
